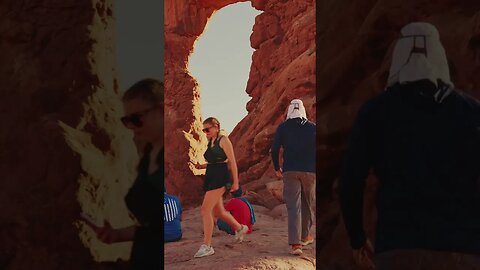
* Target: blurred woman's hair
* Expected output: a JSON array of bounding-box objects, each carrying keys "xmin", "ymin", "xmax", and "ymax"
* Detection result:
[{"xmin": 122, "ymin": 78, "xmax": 164, "ymax": 106}]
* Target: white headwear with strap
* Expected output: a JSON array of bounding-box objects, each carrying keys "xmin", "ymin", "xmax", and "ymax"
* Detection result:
[
  {"xmin": 286, "ymin": 99, "xmax": 307, "ymax": 124},
  {"xmin": 387, "ymin": 22, "xmax": 454, "ymax": 103}
]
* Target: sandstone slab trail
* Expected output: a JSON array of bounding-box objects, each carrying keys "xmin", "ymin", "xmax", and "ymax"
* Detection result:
[{"xmin": 164, "ymin": 204, "xmax": 316, "ymax": 270}]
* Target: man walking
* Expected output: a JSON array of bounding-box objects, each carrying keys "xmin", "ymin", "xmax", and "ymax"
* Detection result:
[{"xmin": 271, "ymin": 98, "xmax": 316, "ymax": 255}]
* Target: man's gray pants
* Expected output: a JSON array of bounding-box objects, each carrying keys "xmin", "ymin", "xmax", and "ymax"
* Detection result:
[{"xmin": 283, "ymin": 171, "xmax": 316, "ymax": 245}]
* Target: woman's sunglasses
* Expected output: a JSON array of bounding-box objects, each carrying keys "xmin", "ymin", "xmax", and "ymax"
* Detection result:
[
  {"xmin": 121, "ymin": 108, "xmax": 155, "ymax": 128},
  {"xmin": 202, "ymin": 126, "xmax": 214, "ymax": 133}
]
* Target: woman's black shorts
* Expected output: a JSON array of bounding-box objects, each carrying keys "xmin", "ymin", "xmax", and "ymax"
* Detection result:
[{"xmin": 204, "ymin": 163, "xmax": 232, "ymax": 191}]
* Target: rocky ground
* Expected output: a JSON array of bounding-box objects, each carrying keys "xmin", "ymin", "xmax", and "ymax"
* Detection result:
[{"xmin": 164, "ymin": 204, "xmax": 316, "ymax": 270}]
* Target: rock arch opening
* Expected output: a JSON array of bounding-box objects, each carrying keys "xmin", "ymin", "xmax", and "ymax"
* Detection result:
[{"xmin": 188, "ymin": 3, "xmax": 261, "ymax": 134}]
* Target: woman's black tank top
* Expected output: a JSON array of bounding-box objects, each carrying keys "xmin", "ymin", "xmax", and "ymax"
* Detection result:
[{"xmin": 203, "ymin": 136, "xmax": 227, "ymax": 163}]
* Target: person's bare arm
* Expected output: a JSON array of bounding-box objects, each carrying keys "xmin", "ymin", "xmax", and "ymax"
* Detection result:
[
  {"xmin": 192, "ymin": 161, "xmax": 207, "ymax": 169},
  {"xmin": 82, "ymin": 218, "xmax": 136, "ymax": 244},
  {"xmin": 113, "ymin": 226, "xmax": 137, "ymax": 242}
]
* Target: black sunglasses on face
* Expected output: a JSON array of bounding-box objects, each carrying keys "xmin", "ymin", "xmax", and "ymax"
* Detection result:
[
  {"xmin": 121, "ymin": 108, "xmax": 155, "ymax": 128},
  {"xmin": 202, "ymin": 126, "xmax": 214, "ymax": 133}
]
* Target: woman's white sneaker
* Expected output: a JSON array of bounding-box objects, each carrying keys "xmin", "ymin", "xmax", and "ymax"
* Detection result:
[
  {"xmin": 194, "ymin": 244, "xmax": 215, "ymax": 258},
  {"xmin": 235, "ymin": 225, "xmax": 248, "ymax": 242}
]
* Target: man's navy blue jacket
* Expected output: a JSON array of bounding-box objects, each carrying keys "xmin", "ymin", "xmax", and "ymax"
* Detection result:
[
  {"xmin": 340, "ymin": 83, "xmax": 480, "ymax": 254},
  {"xmin": 271, "ymin": 118, "xmax": 316, "ymax": 173}
]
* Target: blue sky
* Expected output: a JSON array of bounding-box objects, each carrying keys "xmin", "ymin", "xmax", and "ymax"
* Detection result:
[{"xmin": 188, "ymin": 3, "xmax": 261, "ymax": 133}]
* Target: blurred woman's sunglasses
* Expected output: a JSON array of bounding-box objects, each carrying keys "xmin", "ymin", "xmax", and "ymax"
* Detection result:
[
  {"xmin": 202, "ymin": 126, "xmax": 215, "ymax": 133},
  {"xmin": 121, "ymin": 108, "xmax": 155, "ymax": 128}
]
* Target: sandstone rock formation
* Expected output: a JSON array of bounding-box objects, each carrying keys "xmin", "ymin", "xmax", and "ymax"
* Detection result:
[
  {"xmin": 265, "ymin": 180, "xmax": 284, "ymax": 203},
  {"xmin": 165, "ymin": 0, "xmax": 316, "ymax": 207},
  {"xmin": 317, "ymin": 1, "xmax": 480, "ymax": 269},
  {"xmin": 0, "ymin": 0, "xmax": 135, "ymax": 268}
]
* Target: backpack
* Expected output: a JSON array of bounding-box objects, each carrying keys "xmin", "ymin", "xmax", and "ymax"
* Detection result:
[{"xmin": 164, "ymin": 193, "xmax": 182, "ymax": 242}]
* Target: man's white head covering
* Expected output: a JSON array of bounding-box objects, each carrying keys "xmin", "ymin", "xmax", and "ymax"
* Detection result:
[
  {"xmin": 387, "ymin": 22, "xmax": 454, "ymax": 103},
  {"xmin": 286, "ymin": 99, "xmax": 307, "ymax": 124}
]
